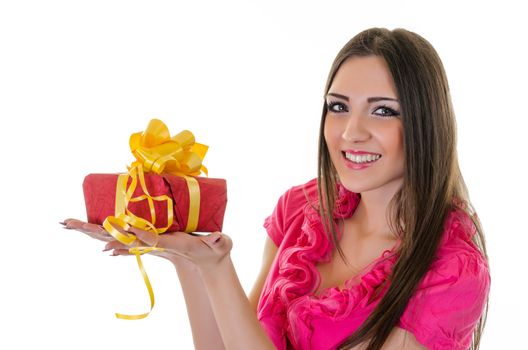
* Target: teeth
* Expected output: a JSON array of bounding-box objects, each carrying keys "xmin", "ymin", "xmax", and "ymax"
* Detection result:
[{"xmin": 345, "ymin": 153, "xmax": 381, "ymax": 163}]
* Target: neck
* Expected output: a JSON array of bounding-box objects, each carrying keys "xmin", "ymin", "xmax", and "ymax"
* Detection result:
[{"xmin": 352, "ymin": 179, "xmax": 402, "ymax": 240}]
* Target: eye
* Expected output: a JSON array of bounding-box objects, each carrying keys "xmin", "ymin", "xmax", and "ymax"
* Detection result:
[
  {"xmin": 373, "ymin": 106, "xmax": 400, "ymax": 118},
  {"xmin": 326, "ymin": 101, "xmax": 348, "ymax": 113}
]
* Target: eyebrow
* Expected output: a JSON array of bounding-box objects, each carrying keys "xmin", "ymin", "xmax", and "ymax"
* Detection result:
[{"xmin": 326, "ymin": 92, "xmax": 399, "ymax": 103}]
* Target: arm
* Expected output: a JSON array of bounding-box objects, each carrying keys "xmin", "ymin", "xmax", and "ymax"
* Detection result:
[
  {"xmin": 381, "ymin": 327, "xmax": 428, "ymax": 350},
  {"xmin": 177, "ymin": 235, "xmax": 277, "ymax": 349},
  {"xmin": 248, "ymin": 237, "xmax": 278, "ymax": 313},
  {"xmin": 350, "ymin": 328, "xmax": 428, "ymax": 350},
  {"xmin": 197, "ymin": 236, "xmax": 278, "ymax": 350},
  {"xmin": 173, "ymin": 259, "xmax": 226, "ymax": 350},
  {"xmin": 199, "ymin": 254, "xmax": 276, "ymax": 350}
]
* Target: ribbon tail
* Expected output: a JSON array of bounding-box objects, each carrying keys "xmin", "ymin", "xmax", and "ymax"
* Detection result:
[{"xmin": 115, "ymin": 251, "xmax": 156, "ymax": 320}]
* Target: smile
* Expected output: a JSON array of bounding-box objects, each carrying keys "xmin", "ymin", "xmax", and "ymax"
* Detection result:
[
  {"xmin": 343, "ymin": 152, "xmax": 382, "ymax": 164},
  {"xmin": 341, "ymin": 151, "xmax": 381, "ymax": 170}
]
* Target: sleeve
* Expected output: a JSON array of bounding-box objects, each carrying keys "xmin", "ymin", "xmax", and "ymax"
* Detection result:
[
  {"xmin": 262, "ymin": 189, "xmax": 290, "ymax": 248},
  {"xmin": 398, "ymin": 252, "xmax": 491, "ymax": 350}
]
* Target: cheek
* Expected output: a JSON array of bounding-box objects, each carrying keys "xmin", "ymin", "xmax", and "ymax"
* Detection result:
[{"xmin": 378, "ymin": 122, "xmax": 404, "ymax": 165}]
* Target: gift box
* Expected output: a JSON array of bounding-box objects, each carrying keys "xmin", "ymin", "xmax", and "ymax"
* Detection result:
[
  {"xmin": 81, "ymin": 118, "xmax": 226, "ymax": 236},
  {"xmin": 83, "ymin": 173, "xmax": 227, "ymax": 233}
]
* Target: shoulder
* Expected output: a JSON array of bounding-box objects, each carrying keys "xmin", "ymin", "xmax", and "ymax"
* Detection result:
[
  {"xmin": 269, "ymin": 177, "xmax": 318, "ymax": 218},
  {"xmin": 423, "ymin": 208, "xmax": 490, "ymax": 305},
  {"xmin": 263, "ymin": 178, "xmax": 318, "ymax": 248},
  {"xmin": 280, "ymin": 177, "xmax": 318, "ymax": 208},
  {"xmin": 399, "ymin": 208, "xmax": 490, "ymax": 350},
  {"xmin": 434, "ymin": 209, "xmax": 489, "ymax": 280}
]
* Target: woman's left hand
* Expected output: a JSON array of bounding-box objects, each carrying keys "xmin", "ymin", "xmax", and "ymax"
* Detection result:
[{"xmin": 62, "ymin": 219, "xmax": 233, "ymax": 271}]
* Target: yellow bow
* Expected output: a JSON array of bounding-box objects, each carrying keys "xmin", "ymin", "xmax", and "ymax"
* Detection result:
[
  {"xmin": 129, "ymin": 118, "xmax": 208, "ymax": 177},
  {"xmin": 102, "ymin": 119, "xmax": 208, "ymax": 320}
]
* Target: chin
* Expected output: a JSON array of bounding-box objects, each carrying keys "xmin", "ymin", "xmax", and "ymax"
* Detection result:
[
  {"xmin": 337, "ymin": 174, "xmax": 404, "ymax": 196},
  {"xmin": 336, "ymin": 178, "xmax": 369, "ymax": 194}
]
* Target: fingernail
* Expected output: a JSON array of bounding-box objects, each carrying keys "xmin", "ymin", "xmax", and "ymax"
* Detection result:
[
  {"xmin": 59, "ymin": 221, "xmax": 66, "ymax": 225},
  {"xmin": 208, "ymin": 233, "xmax": 221, "ymax": 244},
  {"xmin": 102, "ymin": 248, "xmax": 111, "ymax": 252}
]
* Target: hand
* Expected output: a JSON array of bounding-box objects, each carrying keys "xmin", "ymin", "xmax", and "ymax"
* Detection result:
[{"xmin": 61, "ymin": 219, "xmax": 233, "ymax": 270}]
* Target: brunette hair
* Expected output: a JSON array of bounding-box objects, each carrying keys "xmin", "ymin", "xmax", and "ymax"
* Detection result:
[{"xmin": 316, "ymin": 28, "xmax": 489, "ymax": 350}]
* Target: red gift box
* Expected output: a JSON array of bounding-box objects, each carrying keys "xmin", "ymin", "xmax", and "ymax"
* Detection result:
[{"xmin": 83, "ymin": 173, "xmax": 227, "ymax": 233}]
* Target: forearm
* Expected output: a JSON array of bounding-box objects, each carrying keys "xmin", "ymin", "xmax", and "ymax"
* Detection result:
[
  {"xmin": 174, "ymin": 261, "xmax": 225, "ymax": 350},
  {"xmin": 199, "ymin": 255, "xmax": 275, "ymax": 350}
]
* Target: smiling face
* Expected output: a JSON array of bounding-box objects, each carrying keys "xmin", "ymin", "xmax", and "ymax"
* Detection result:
[{"xmin": 324, "ymin": 55, "xmax": 405, "ymax": 197}]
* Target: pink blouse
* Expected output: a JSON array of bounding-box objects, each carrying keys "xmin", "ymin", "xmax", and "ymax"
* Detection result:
[{"xmin": 257, "ymin": 178, "xmax": 490, "ymax": 350}]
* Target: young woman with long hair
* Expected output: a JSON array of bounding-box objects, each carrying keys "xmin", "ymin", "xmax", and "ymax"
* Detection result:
[{"xmin": 64, "ymin": 27, "xmax": 490, "ymax": 350}]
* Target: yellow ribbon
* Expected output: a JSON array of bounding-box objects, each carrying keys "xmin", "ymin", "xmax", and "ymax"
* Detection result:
[{"xmin": 102, "ymin": 119, "xmax": 208, "ymax": 319}]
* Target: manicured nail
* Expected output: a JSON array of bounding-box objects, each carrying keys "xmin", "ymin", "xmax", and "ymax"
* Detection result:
[
  {"xmin": 208, "ymin": 233, "xmax": 221, "ymax": 244},
  {"xmin": 59, "ymin": 221, "xmax": 66, "ymax": 225}
]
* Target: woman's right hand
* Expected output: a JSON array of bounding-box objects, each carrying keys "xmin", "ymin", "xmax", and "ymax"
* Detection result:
[{"xmin": 61, "ymin": 218, "xmax": 195, "ymax": 269}]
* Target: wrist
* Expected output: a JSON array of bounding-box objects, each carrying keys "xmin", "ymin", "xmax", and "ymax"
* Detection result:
[
  {"xmin": 196, "ymin": 254, "xmax": 233, "ymax": 281},
  {"xmin": 172, "ymin": 256, "xmax": 198, "ymax": 273}
]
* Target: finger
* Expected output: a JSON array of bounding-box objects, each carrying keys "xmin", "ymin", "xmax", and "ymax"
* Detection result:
[
  {"xmin": 62, "ymin": 220, "xmax": 92, "ymax": 235},
  {"xmin": 103, "ymin": 240, "xmax": 129, "ymax": 251},
  {"xmin": 62, "ymin": 219, "xmax": 115, "ymax": 242},
  {"xmin": 200, "ymin": 232, "xmax": 232, "ymax": 254},
  {"xmin": 127, "ymin": 226, "xmax": 163, "ymax": 246},
  {"xmin": 82, "ymin": 222, "xmax": 109, "ymax": 236},
  {"xmin": 82, "ymin": 231, "xmax": 115, "ymax": 243},
  {"xmin": 63, "ymin": 220, "xmax": 104, "ymax": 235},
  {"xmin": 62, "ymin": 218, "xmax": 82, "ymax": 226},
  {"xmin": 200, "ymin": 232, "xmax": 223, "ymax": 247},
  {"xmin": 63, "ymin": 219, "xmax": 86, "ymax": 230},
  {"xmin": 110, "ymin": 248, "xmax": 132, "ymax": 256},
  {"xmin": 62, "ymin": 219, "xmax": 103, "ymax": 233}
]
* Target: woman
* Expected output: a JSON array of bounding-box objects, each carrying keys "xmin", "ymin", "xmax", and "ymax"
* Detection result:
[{"xmin": 63, "ymin": 27, "xmax": 490, "ymax": 350}]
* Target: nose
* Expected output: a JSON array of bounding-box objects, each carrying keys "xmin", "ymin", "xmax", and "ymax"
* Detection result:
[{"xmin": 341, "ymin": 113, "xmax": 370, "ymax": 142}]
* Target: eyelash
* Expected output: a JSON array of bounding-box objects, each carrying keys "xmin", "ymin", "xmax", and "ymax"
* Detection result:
[{"xmin": 326, "ymin": 101, "xmax": 400, "ymax": 118}]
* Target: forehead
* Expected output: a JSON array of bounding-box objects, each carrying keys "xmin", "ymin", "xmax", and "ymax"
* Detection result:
[{"xmin": 329, "ymin": 56, "xmax": 398, "ymax": 98}]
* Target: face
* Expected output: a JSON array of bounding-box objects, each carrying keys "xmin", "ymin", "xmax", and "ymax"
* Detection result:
[{"xmin": 324, "ymin": 55, "xmax": 404, "ymax": 197}]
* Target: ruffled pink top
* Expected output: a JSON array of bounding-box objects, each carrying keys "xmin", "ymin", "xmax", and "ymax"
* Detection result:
[{"xmin": 257, "ymin": 178, "xmax": 490, "ymax": 350}]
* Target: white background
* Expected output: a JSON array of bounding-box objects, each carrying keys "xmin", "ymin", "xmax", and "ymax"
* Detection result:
[{"xmin": 0, "ymin": 0, "xmax": 526, "ymax": 349}]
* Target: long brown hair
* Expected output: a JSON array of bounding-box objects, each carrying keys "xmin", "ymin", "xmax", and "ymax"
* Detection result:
[{"xmin": 316, "ymin": 28, "xmax": 489, "ymax": 350}]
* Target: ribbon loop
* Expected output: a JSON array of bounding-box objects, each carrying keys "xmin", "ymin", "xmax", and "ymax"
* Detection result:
[{"xmin": 129, "ymin": 119, "xmax": 208, "ymax": 177}]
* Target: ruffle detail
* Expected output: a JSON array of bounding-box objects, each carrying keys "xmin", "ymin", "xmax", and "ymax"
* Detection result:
[
  {"xmin": 273, "ymin": 183, "xmax": 361, "ymax": 305},
  {"xmin": 261, "ymin": 182, "xmax": 402, "ymax": 349},
  {"xmin": 285, "ymin": 186, "xmax": 402, "ymax": 348}
]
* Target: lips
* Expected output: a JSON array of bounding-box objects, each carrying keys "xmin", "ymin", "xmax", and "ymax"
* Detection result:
[{"xmin": 342, "ymin": 149, "xmax": 381, "ymax": 156}]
